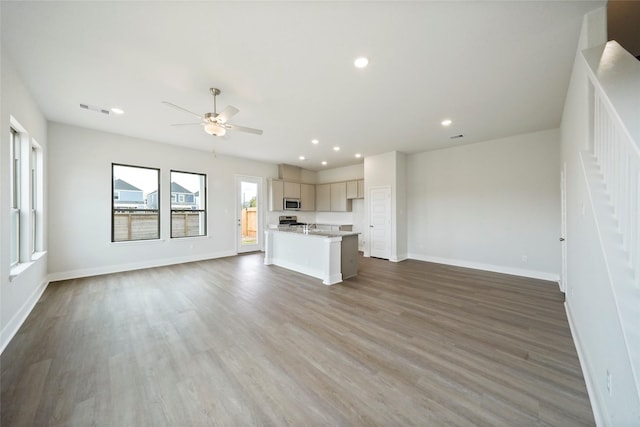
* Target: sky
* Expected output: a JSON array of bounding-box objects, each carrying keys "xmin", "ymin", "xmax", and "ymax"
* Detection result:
[
  {"xmin": 114, "ymin": 165, "xmax": 257, "ymax": 206},
  {"xmin": 114, "ymin": 165, "xmax": 203, "ymax": 195},
  {"xmin": 241, "ymin": 181, "xmax": 257, "ymax": 204}
]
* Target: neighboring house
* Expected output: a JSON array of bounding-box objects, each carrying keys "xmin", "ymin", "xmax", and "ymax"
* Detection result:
[
  {"xmin": 146, "ymin": 182, "xmax": 197, "ymax": 209},
  {"xmin": 113, "ymin": 179, "xmax": 145, "ymax": 209},
  {"xmin": 171, "ymin": 182, "xmax": 196, "ymax": 209},
  {"xmin": 146, "ymin": 190, "xmax": 159, "ymax": 209}
]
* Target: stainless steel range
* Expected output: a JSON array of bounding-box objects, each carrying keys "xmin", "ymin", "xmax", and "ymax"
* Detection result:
[{"xmin": 278, "ymin": 215, "xmax": 306, "ymax": 228}]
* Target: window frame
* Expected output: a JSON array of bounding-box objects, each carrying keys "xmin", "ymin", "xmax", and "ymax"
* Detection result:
[
  {"xmin": 31, "ymin": 145, "xmax": 37, "ymax": 254},
  {"xmin": 10, "ymin": 128, "xmax": 20, "ymax": 267},
  {"xmin": 170, "ymin": 170, "xmax": 207, "ymax": 239},
  {"xmin": 111, "ymin": 163, "xmax": 161, "ymax": 243}
]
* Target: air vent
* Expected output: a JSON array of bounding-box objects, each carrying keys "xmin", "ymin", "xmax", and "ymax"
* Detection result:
[
  {"xmin": 80, "ymin": 103, "xmax": 110, "ymax": 115},
  {"xmin": 449, "ymin": 134, "xmax": 464, "ymax": 140}
]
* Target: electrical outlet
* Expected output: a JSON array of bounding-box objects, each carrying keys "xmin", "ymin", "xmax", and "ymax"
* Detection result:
[
  {"xmin": 606, "ymin": 370, "xmax": 612, "ymax": 395},
  {"xmin": 521, "ymin": 255, "xmax": 528, "ymax": 263}
]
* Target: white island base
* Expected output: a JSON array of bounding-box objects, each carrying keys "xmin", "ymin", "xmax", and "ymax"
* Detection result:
[{"xmin": 264, "ymin": 229, "xmax": 359, "ymax": 285}]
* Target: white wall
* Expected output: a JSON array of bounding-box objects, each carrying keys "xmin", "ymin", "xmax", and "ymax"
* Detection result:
[
  {"xmin": 1, "ymin": 54, "xmax": 49, "ymax": 353},
  {"xmin": 395, "ymin": 152, "xmax": 407, "ymax": 261},
  {"xmin": 47, "ymin": 122, "xmax": 279, "ymax": 279},
  {"xmin": 406, "ymin": 129, "xmax": 561, "ymax": 280},
  {"xmin": 561, "ymin": 7, "xmax": 640, "ymax": 424}
]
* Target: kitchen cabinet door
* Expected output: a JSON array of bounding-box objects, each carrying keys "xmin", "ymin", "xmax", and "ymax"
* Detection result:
[
  {"xmin": 357, "ymin": 180, "xmax": 365, "ymax": 198},
  {"xmin": 270, "ymin": 179, "xmax": 284, "ymax": 211},
  {"xmin": 330, "ymin": 182, "xmax": 348, "ymax": 211},
  {"xmin": 300, "ymin": 183, "xmax": 315, "ymax": 211},
  {"xmin": 283, "ymin": 181, "xmax": 301, "ymax": 199},
  {"xmin": 316, "ymin": 183, "xmax": 331, "ymax": 211},
  {"xmin": 346, "ymin": 180, "xmax": 358, "ymax": 199}
]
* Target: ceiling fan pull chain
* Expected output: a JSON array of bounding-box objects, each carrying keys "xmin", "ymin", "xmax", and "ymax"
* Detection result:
[{"xmin": 213, "ymin": 89, "xmax": 217, "ymax": 116}]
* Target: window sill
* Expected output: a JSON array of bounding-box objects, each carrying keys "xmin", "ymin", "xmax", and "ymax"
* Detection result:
[
  {"xmin": 170, "ymin": 235, "xmax": 211, "ymax": 241},
  {"xmin": 9, "ymin": 251, "xmax": 47, "ymax": 281},
  {"xmin": 10, "ymin": 262, "xmax": 35, "ymax": 282},
  {"xmin": 110, "ymin": 239, "xmax": 165, "ymax": 246}
]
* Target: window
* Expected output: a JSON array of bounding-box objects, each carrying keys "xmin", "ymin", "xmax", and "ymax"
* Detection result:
[
  {"xmin": 8, "ymin": 122, "xmax": 45, "ymax": 270},
  {"xmin": 31, "ymin": 146, "xmax": 40, "ymax": 254},
  {"xmin": 170, "ymin": 170, "xmax": 206, "ymax": 238},
  {"xmin": 10, "ymin": 128, "xmax": 20, "ymax": 266},
  {"xmin": 112, "ymin": 164, "xmax": 160, "ymax": 242}
]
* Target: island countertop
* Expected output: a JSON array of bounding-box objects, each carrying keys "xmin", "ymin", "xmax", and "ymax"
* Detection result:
[
  {"xmin": 264, "ymin": 229, "xmax": 360, "ymax": 285},
  {"xmin": 268, "ymin": 228, "xmax": 359, "ymax": 238}
]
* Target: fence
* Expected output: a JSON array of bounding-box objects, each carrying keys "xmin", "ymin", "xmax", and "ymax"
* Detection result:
[
  {"xmin": 241, "ymin": 207, "xmax": 257, "ymax": 238},
  {"xmin": 171, "ymin": 211, "xmax": 205, "ymax": 238},
  {"xmin": 113, "ymin": 211, "xmax": 159, "ymax": 241}
]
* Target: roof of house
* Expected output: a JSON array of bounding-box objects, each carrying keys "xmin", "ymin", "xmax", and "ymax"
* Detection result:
[
  {"xmin": 114, "ymin": 179, "xmax": 142, "ymax": 192},
  {"xmin": 171, "ymin": 182, "xmax": 193, "ymax": 194}
]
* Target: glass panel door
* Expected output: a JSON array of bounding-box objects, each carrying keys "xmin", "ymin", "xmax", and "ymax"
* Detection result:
[{"xmin": 236, "ymin": 176, "xmax": 261, "ymax": 253}]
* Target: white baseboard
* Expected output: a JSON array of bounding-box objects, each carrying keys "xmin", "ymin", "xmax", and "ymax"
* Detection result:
[
  {"xmin": 406, "ymin": 253, "xmax": 560, "ymax": 282},
  {"xmin": 565, "ymin": 302, "xmax": 606, "ymax": 426},
  {"xmin": 48, "ymin": 250, "xmax": 237, "ymax": 282},
  {"xmin": 0, "ymin": 278, "xmax": 49, "ymax": 355},
  {"xmin": 390, "ymin": 254, "xmax": 409, "ymax": 263}
]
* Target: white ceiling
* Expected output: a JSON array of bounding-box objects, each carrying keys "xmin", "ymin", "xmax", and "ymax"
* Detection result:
[{"xmin": 1, "ymin": 1, "xmax": 603, "ymax": 170}]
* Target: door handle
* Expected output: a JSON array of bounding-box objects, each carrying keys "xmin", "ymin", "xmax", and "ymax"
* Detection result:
[
  {"xmin": 559, "ymin": 237, "xmax": 565, "ymax": 241},
  {"xmin": 369, "ymin": 225, "xmax": 374, "ymax": 228}
]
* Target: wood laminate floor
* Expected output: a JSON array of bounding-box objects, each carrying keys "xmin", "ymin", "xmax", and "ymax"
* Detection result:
[{"xmin": 1, "ymin": 253, "xmax": 594, "ymax": 426}]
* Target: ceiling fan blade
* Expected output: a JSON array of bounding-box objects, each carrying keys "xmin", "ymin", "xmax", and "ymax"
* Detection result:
[
  {"xmin": 170, "ymin": 122, "xmax": 203, "ymax": 126},
  {"xmin": 161, "ymin": 101, "xmax": 203, "ymax": 120},
  {"xmin": 217, "ymin": 105, "xmax": 240, "ymax": 123},
  {"xmin": 227, "ymin": 123, "xmax": 263, "ymax": 135}
]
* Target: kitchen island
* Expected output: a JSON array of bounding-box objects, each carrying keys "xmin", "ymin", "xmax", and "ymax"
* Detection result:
[{"xmin": 264, "ymin": 229, "xmax": 359, "ymax": 285}]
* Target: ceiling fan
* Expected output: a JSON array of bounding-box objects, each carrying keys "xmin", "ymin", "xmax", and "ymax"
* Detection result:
[{"xmin": 162, "ymin": 88, "xmax": 263, "ymax": 137}]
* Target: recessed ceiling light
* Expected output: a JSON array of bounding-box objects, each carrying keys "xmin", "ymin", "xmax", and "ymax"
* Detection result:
[
  {"xmin": 354, "ymin": 57, "xmax": 369, "ymax": 68},
  {"xmin": 441, "ymin": 119, "xmax": 452, "ymax": 126},
  {"xmin": 333, "ymin": 146, "xmax": 340, "ymax": 151},
  {"xmin": 299, "ymin": 156, "xmax": 305, "ymax": 161},
  {"xmin": 321, "ymin": 161, "xmax": 327, "ymax": 166},
  {"xmin": 111, "ymin": 107, "xmax": 125, "ymax": 115},
  {"xmin": 80, "ymin": 103, "xmax": 110, "ymax": 115},
  {"xmin": 355, "ymin": 153, "xmax": 362, "ymax": 158},
  {"xmin": 311, "ymin": 139, "xmax": 319, "ymax": 145}
]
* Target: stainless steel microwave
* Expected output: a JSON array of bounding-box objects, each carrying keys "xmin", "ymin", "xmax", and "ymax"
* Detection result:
[{"xmin": 284, "ymin": 198, "xmax": 301, "ymax": 210}]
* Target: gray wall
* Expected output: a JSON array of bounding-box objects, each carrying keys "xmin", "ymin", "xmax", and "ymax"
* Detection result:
[{"xmin": 406, "ymin": 128, "xmax": 561, "ymax": 280}]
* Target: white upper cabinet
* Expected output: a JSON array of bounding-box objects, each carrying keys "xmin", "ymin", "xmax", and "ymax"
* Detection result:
[
  {"xmin": 284, "ymin": 181, "xmax": 301, "ymax": 199},
  {"xmin": 330, "ymin": 182, "xmax": 349, "ymax": 212},
  {"xmin": 270, "ymin": 179, "xmax": 284, "ymax": 211},
  {"xmin": 346, "ymin": 180, "xmax": 358, "ymax": 199},
  {"xmin": 316, "ymin": 183, "xmax": 331, "ymax": 211},
  {"xmin": 347, "ymin": 180, "xmax": 365, "ymax": 199},
  {"xmin": 300, "ymin": 183, "xmax": 315, "ymax": 211}
]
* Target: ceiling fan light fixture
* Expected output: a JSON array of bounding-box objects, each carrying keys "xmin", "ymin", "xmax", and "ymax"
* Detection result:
[{"xmin": 205, "ymin": 122, "xmax": 226, "ymax": 136}]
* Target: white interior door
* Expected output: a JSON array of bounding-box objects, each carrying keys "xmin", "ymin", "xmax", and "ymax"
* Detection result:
[
  {"xmin": 560, "ymin": 163, "xmax": 568, "ymax": 293},
  {"xmin": 236, "ymin": 176, "xmax": 261, "ymax": 253},
  {"xmin": 369, "ymin": 187, "xmax": 391, "ymax": 259}
]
